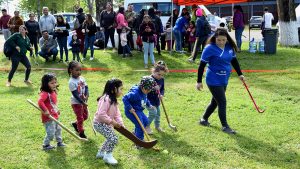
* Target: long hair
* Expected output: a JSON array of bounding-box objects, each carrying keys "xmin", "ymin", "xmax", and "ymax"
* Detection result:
[
  {"xmin": 206, "ymin": 28, "xmax": 238, "ymax": 53},
  {"xmin": 56, "ymin": 15, "xmax": 66, "ymax": 25},
  {"xmin": 84, "ymin": 14, "xmax": 94, "ymax": 26},
  {"xmin": 118, "ymin": 6, "xmax": 125, "ymax": 15},
  {"xmin": 97, "ymin": 78, "xmax": 123, "ymax": 105},
  {"xmin": 142, "ymin": 15, "xmax": 152, "ymax": 24},
  {"xmin": 40, "ymin": 73, "xmax": 58, "ymax": 93}
]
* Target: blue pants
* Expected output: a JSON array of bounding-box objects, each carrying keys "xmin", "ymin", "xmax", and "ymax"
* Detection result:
[
  {"xmin": 173, "ymin": 29, "xmax": 182, "ymax": 52},
  {"xmin": 122, "ymin": 44, "xmax": 131, "ymax": 56},
  {"xmin": 125, "ymin": 111, "xmax": 148, "ymax": 140},
  {"xmin": 147, "ymin": 106, "xmax": 161, "ymax": 128},
  {"xmin": 142, "ymin": 42, "xmax": 155, "ymax": 65},
  {"xmin": 235, "ymin": 27, "xmax": 244, "ymax": 50},
  {"xmin": 39, "ymin": 48, "xmax": 58, "ymax": 61},
  {"xmin": 57, "ymin": 37, "xmax": 69, "ymax": 61},
  {"xmin": 83, "ymin": 35, "xmax": 95, "ymax": 58}
]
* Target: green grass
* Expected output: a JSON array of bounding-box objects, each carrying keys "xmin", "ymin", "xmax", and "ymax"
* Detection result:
[{"xmin": 0, "ymin": 44, "xmax": 299, "ymax": 169}]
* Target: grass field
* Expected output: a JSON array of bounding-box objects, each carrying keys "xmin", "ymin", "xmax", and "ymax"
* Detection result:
[{"xmin": 0, "ymin": 44, "xmax": 299, "ymax": 169}]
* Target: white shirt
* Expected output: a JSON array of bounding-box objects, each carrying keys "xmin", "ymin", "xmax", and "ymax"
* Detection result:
[{"xmin": 263, "ymin": 12, "xmax": 274, "ymax": 29}]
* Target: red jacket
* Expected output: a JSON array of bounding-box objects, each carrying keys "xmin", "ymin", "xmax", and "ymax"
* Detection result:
[
  {"xmin": 38, "ymin": 91, "xmax": 60, "ymax": 123},
  {"xmin": 0, "ymin": 15, "xmax": 11, "ymax": 29}
]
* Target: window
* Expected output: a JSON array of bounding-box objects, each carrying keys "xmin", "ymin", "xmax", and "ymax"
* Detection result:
[{"xmin": 131, "ymin": 3, "xmax": 179, "ymax": 16}]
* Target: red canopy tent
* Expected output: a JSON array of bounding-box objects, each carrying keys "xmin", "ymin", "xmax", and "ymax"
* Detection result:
[{"xmin": 174, "ymin": 0, "xmax": 254, "ymax": 5}]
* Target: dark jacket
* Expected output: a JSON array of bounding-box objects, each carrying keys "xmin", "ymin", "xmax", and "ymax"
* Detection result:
[
  {"xmin": 134, "ymin": 9, "xmax": 145, "ymax": 34},
  {"xmin": 82, "ymin": 22, "xmax": 97, "ymax": 37},
  {"xmin": 54, "ymin": 22, "xmax": 70, "ymax": 37},
  {"xmin": 6, "ymin": 33, "xmax": 31, "ymax": 57},
  {"xmin": 75, "ymin": 12, "xmax": 86, "ymax": 30},
  {"xmin": 139, "ymin": 22, "xmax": 156, "ymax": 43},
  {"xmin": 25, "ymin": 20, "xmax": 40, "ymax": 36},
  {"xmin": 147, "ymin": 76, "xmax": 165, "ymax": 107},
  {"xmin": 148, "ymin": 8, "xmax": 163, "ymax": 34},
  {"xmin": 100, "ymin": 10, "xmax": 116, "ymax": 29},
  {"xmin": 69, "ymin": 39, "xmax": 81, "ymax": 53},
  {"xmin": 166, "ymin": 10, "xmax": 179, "ymax": 28},
  {"xmin": 195, "ymin": 16, "xmax": 208, "ymax": 37}
]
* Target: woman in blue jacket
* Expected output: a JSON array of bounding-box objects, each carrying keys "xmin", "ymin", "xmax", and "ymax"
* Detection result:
[{"xmin": 173, "ymin": 12, "xmax": 189, "ymax": 53}]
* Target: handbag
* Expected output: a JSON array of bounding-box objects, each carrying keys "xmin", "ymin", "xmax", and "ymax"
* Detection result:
[{"xmin": 136, "ymin": 35, "xmax": 143, "ymax": 46}]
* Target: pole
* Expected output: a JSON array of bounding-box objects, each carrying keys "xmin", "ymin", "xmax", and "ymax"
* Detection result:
[{"xmin": 170, "ymin": 0, "xmax": 174, "ymax": 54}]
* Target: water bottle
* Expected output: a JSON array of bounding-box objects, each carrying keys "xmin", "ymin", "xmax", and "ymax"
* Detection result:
[
  {"xmin": 258, "ymin": 38, "xmax": 265, "ymax": 53},
  {"xmin": 249, "ymin": 38, "xmax": 257, "ymax": 53}
]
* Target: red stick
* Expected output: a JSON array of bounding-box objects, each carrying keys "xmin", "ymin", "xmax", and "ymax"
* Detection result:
[{"xmin": 242, "ymin": 80, "xmax": 265, "ymax": 113}]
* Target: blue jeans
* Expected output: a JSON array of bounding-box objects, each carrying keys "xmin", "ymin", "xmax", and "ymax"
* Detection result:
[
  {"xmin": 83, "ymin": 35, "xmax": 95, "ymax": 58},
  {"xmin": 39, "ymin": 48, "xmax": 58, "ymax": 61},
  {"xmin": 57, "ymin": 36, "xmax": 68, "ymax": 61},
  {"xmin": 147, "ymin": 106, "xmax": 161, "ymax": 128},
  {"xmin": 173, "ymin": 29, "xmax": 182, "ymax": 51},
  {"xmin": 43, "ymin": 120, "xmax": 62, "ymax": 146},
  {"xmin": 235, "ymin": 27, "xmax": 244, "ymax": 50},
  {"xmin": 122, "ymin": 44, "xmax": 131, "ymax": 56},
  {"xmin": 142, "ymin": 42, "xmax": 155, "ymax": 65},
  {"xmin": 125, "ymin": 111, "xmax": 149, "ymax": 140}
]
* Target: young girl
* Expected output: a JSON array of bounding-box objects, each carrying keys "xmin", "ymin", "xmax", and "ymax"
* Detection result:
[
  {"xmin": 68, "ymin": 61, "xmax": 89, "ymax": 139},
  {"xmin": 93, "ymin": 78, "xmax": 124, "ymax": 165},
  {"xmin": 120, "ymin": 27, "xmax": 132, "ymax": 58},
  {"xmin": 188, "ymin": 21, "xmax": 196, "ymax": 53},
  {"xmin": 122, "ymin": 76, "xmax": 157, "ymax": 148},
  {"xmin": 38, "ymin": 73, "xmax": 65, "ymax": 150},
  {"xmin": 145, "ymin": 61, "xmax": 169, "ymax": 134},
  {"xmin": 69, "ymin": 33, "xmax": 81, "ymax": 62}
]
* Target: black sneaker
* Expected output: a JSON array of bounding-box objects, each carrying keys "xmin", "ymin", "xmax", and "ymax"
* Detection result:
[
  {"xmin": 199, "ymin": 119, "xmax": 210, "ymax": 126},
  {"xmin": 71, "ymin": 122, "xmax": 79, "ymax": 133},
  {"xmin": 57, "ymin": 142, "xmax": 66, "ymax": 147},
  {"xmin": 222, "ymin": 126, "xmax": 236, "ymax": 134},
  {"xmin": 79, "ymin": 131, "xmax": 87, "ymax": 139},
  {"xmin": 43, "ymin": 144, "xmax": 55, "ymax": 150}
]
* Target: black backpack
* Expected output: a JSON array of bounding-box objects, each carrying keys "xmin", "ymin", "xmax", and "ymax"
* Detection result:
[
  {"xmin": 3, "ymin": 40, "xmax": 13, "ymax": 59},
  {"xmin": 203, "ymin": 19, "xmax": 211, "ymax": 35}
]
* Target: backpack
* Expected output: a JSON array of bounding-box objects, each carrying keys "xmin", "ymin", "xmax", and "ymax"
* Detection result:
[
  {"xmin": 203, "ymin": 19, "xmax": 211, "ymax": 35},
  {"xmin": 74, "ymin": 17, "xmax": 81, "ymax": 30},
  {"xmin": 3, "ymin": 40, "xmax": 13, "ymax": 59}
]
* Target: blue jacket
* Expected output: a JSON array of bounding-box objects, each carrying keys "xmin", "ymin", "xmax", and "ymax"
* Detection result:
[
  {"xmin": 173, "ymin": 16, "xmax": 188, "ymax": 33},
  {"xmin": 195, "ymin": 16, "xmax": 207, "ymax": 38},
  {"xmin": 147, "ymin": 76, "xmax": 164, "ymax": 107},
  {"xmin": 123, "ymin": 86, "xmax": 151, "ymax": 113}
]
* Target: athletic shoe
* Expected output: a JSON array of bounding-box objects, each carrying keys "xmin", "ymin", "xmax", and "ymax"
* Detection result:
[
  {"xmin": 57, "ymin": 142, "xmax": 66, "ymax": 147},
  {"xmin": 79, "ymin": 131, "xmax": 87, "ymax": 138},
  {"xmin": 103, "ymin": 153, "xmax": 118, "ymax": 165},
  {"xmin": 71, "ymin": 122, "xmax": 79, "ymax": 133},
  {"xmin": 222, "ymin": 126, "xmax": 236, "ymax": 134},
  {"xmin": 155, "ymin": 127, "xmax": 164, "ymax": 133},
  {"xmin": 43, "ymin": 145, "xmax": 55, "ymax": 150},
  {"xmin": 188, "ymin": 58, "xmax": 195, "ymax": 63},
  {"xmin": 96, "ymin": 151, "xmax": 105, "ymax": 159},
  {"xmin": 6, "ymin": 81, "xmax": 11, "ymax": 87},
  {"xmin": 90, "ymin": 57, "xmax": 94, "ymax": 61},
  {"xmin": 199, "ymin": 119, "xmax": 210, "ymax": 126},
  {"xmin": 144, "ymin": 65, "xmax": 148, "ymax": 69},
  {"xmin": 24, "ymin": 80, "xmax": 32, "ymax": 85},
  {"xmin": 145, "ymin": 126, "xmax": 153, "ymax": 135}
]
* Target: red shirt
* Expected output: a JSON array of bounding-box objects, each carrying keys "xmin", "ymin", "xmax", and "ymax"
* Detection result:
[
  {"xmin": 38, "ymin": 91, "xmax": 60, "ymax": 123},
  {"xmin": 0, "ymin": 15, "xmax": 11, "ymax": 29}
]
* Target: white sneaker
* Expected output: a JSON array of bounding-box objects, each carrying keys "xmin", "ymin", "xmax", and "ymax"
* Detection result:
[
  {"xmin": 90, "ymin": 57, "xmax": 94, "ymax": 60},
  {"xmin": 188, "ymin": 58, "xmax": 195, "ymax": 63},
  {"xmin": 96, "ymin": 151, "xmax": 105, "ymax": 159},
  {"xmin": 145, "ymin": 126, "xmax": 153, "ymax": 135},
  {"xmin": 103, "ymin": 153, "xmax": 118, "ymax": 165}
]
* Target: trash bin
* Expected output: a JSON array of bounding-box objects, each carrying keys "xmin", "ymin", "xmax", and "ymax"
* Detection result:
[
  {"xmin": 264, "ymin": 29, "xmax": 278, "ymax": 54},
  {"xmin": 298, "ymin": 27, "xmax": 300, "ymax": 42}
]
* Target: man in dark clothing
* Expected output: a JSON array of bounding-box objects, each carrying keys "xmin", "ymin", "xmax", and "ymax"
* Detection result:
[
  {"xmin": 125, "ymin": 4, "xmax": 136, "ymax": 50},
  {"xmin": 74, "ymin": 8, "xmax": 86, "ymax": 53},
  {"xmin": 25, "ymin": 13, "xmax": 40, "ymax": 56},
  {"xmin": 148, "ymin": 8, "xmax": 163, "ymax": 55}
]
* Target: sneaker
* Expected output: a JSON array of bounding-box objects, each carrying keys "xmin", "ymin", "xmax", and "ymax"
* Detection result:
[
  {"xmin": 199, "ymin": 119, "xmax": 210, "ymax": 126},
  {"xmin": 57, "ymin": 142, "xmax": 66, "ymax": 147},
  {"xmin": 188, "ymin": 58, "xmax": 195, "ymax": 63},
  {"xmin": 90, "ymin": 57, "xmax": 94, "ymax": 61},
  {"xmin": 24, "ymin": 80, "xmax": 32, "ymax": 85},
  {"xmin": 103, "ymin": 153, "xmax": 118, "ymax": 165},
  {"xmin": 6, "ymin": 81, "xmax": 11, "ymax": 87},
  {"xmin": 79, "ymin": 131, "xmax": 87, "ymax": 138},
  {"xmin": 43, "ymin": 144, "xmax": 55, "ymax": 150},
  {"xmin": 129, "ymin": 53, "xmax": 133, "ymax": 57},
  {"xmin": 96, "ymin": 151, "xmax": 106, "ymax": 159},
  {"xmin": 144, "ymin": 65, "xmax": 148, "ymax": 69},
  {"xmin": 155, "ymin": 127, "xmax": 164, "ymax": 133},
  {"xmin": 222, "ymin": 126, "xmax": 236, "ymax": 134},
  {"xmin": 145, "ymin": 126, "xmax": 153, "ymax": 135},
  {"xmin": 65, "ymin": 60, "xmax": 69, "ymax": 63},
  {"xmin": 82, "ymin": 58, "xmax": 86, "ymax": 61},
  {"xmin": 135, "ymin": 145, "xmax": 144, "ymax": 150},
  {"xmin": 71, "ymin": 122, "xmax": 79, "ymax": 133},
  {"xmin": 58, "ymin": 59, "xmax": 63, "ymax": 63}
]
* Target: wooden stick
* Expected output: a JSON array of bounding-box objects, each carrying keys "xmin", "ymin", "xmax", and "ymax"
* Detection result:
[
  {"xmin": 86, "ymin": 106, "xmax": 97, "ymax": 136},
  {"xmin": 131, "ymin": 111, "xmax": 151, "ymax": 141},
  {"xmin": 27, "ymin": 99, "xmax": 88, "ymax": 142}
]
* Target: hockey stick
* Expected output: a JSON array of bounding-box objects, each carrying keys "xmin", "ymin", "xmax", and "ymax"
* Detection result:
[
  {"xmin": 27, "ymin": 99, "xmax": 88, "ymax": 141},
  {"xmin": 157, "ymin": 91, "xmax": 177, "ymax": 132},
  {"xmin": 242, "ymin": 80, "xmax": 265, "ymax": 113},
  {"xmin": 86, "ymin": 106, "xmax": 97, "ymax": 136}
]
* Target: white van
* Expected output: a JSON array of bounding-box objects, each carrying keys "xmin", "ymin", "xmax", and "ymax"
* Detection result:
[{"xmin": 124, "ymin": 0, "xmax": 227, "ymax": 29}]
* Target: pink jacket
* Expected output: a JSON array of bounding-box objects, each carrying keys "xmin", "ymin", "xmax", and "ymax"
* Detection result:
[
  {"xmin": 116, "ymin": 13, "xmax": 128, "ymax": 30},
  {"xmin": 93, "ymin": 95, "xmax": 124, "ymax": 126}
]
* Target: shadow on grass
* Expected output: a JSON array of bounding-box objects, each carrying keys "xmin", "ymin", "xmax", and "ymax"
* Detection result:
[
  {"xmin": 2, "ymin": 85, "xmax": 35, "ymax": 95},
  {"xmin": 46, "ymin": 148, "xmax": 71, "ymax": 169}
]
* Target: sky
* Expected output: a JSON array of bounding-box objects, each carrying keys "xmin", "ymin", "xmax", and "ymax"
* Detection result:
[{"xmin": 1, "ymin": 0, "xmax": 20, "ymax": 15}]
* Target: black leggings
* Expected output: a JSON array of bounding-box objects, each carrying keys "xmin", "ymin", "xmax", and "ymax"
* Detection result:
[
  {"xmin": 202, "ymin": 85, "xmax": 228, "ymax": 127},
  {"xmin": 28, "ymin": 35, "xmax": 38, "ymax": 55},
  {"xmin": 8, "ymin": 55, "xmax": 31, "ymax": 82},
  {"xmin": 104, "ymin": 27, "xmax": 115, "ymax": 48}
]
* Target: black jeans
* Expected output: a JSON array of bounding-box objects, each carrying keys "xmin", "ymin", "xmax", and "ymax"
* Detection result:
[
  {"xmin": 156, "ymin": 34, "xmax": 161, "ymax": 54},
  {"xmin": 117, "ymin": 29, "xmax": 123, "ymax": 54},
  {"xmin": 191, "ymin": 36, "xmax": 208, "ymax": 61},
  {"xmin": 28, "ymin": 34, "xmax": 38, "ymax": 55},
  {"xmin": 104, "ymin": 27, "xmax": 115, "ymax": 48},
  {"xmin": 8, "ymin": 54, "xmax": 31, "ymax": 82},
  {"xmin": 72, "ymin": 52, "xmax": 80, "ymax": 62},
  {"xmin": 202, "ymin": 85, "xmax": 228, "ymax": 127},
  {"xmin": 127, "ymin": 28, "xmax": 134, "ymax": 50}
]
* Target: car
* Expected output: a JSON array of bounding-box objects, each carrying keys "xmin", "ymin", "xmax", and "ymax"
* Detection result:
[
  {"xmin": 222, "ymin": 16, "xmax": 233, "ymax": 31},
  {"xmin": 249, "ymin": 16, "xmax": 263, "ymax": 29},
  {"xmin": 206, "ymin": 14, "xmax": 228, "ymax": 31}
]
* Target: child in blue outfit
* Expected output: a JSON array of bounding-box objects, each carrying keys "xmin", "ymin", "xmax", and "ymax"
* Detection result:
[{"xmin": 122, "ymin": 76, "xmax": 157, "ymax": 146}]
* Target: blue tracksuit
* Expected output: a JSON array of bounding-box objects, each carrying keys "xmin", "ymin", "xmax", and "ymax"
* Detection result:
[{"xmin": 123, "ymin": 85, "xmax": 151, "ymax": 140}]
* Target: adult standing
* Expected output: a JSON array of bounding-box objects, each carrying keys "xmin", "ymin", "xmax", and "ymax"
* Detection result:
[
  {"xmin": 262, "ymin": 7, "xmax": 274, "ymax": 36},
  {"xmin": 125, "ymin": 4, "xmax": 136, "ymax": 50},
  {"xmin": 148, "ymin": 8, "xmax": 163, "ymax": 55},
  {"xmin": 74, "ymin": 8, "xmax": 86, "ymax": 53},
  {"xmin": 54, "ymin": 15, "xmax": 70, "ymax": 62},
  {"xmin": 25, "ymin": 13, "xmax": 40, "ymax": 57},
  {"xmin": 189, "ymin": 9, "xmax": 210, "ymax": 63},
  {"xmin": 82, "ymin": 14, "xmax": 97, "ymax": 60},
  {"xmin": 0, "ymin": 9, "xmax": 11, "ymax": 40},
  {"xmin": 7, "ymin": 11, "xmax": 23, "ymax": 35},
  {"xmin": 6, "ymin": 25, "xmax": 33, "ymax": 87},
  {"xmin": 134, "ymin": 9, "xmax": 147, "ymax": 36},
  {"xmin": 166, "ymin": 9, "xmax": 179, "ymax": 28},
  {"xmin": 116, "ymin": 6, "xmax": 130, "ymax": 55},
  {"xmin": 39, "ymin": 7, "xmax": 56, "ymax": 35},
  {"xmin": 173, "ymin": 12, "xmax": 189, "ymax": 53},
  {"xmin": 233, "ymin": 5, "xmax": 245, "ymax": 52},
  {"xmin": 196, "ymin": 28, "xmax": 245, "ymax": 134},
  {"xmin": 100, "ymin": 2, "xmax": 116, "ymax": 49},
  {"xmin": 139, "ymin": 15, "xmax": 156, "ymax": 68},
  {"xmin": 39, "ymin": 30, "xmax": 58, "ymax": 62}
]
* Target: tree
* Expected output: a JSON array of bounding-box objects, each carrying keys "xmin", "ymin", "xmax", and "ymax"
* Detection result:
[
  {"xmin": 95, "ymin": 0, "xmax": 111, "ymax": 23},
  {"xmin": 277, "ymin": 0, "xmax": 299, "ymax": 46}
]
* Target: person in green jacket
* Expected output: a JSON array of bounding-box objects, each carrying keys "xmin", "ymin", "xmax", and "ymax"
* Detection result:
[{"xmin": 6, "ymin": 25, "xmax": 33, "ymax": 87}]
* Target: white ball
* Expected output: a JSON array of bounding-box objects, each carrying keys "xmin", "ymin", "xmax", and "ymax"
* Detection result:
[{"xmin": 162, "ymin": 149, "xmax": 169, "ymax": 154}]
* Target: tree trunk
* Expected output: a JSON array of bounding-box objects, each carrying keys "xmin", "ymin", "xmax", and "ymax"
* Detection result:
[
  {"xmin": 87, "ymin": 0, "xmax": 94, "ymax": 16},
  {"xmin": 95, "ymin": 0, "xmax": 111, "ymax": 24},
  {"xmin": 277, "ymin": 0, "xmax": 299, "ymax": 46}
]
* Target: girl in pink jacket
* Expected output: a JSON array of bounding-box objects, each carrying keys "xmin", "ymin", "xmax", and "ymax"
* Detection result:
[{"xmin": 93, "ymin": 78, "xmax": 124, "ymax": 165}]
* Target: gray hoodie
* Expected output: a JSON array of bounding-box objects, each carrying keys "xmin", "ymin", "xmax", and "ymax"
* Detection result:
[{"xmin": 39, "ymin": 35, "xmax": 58, "ymax": 51}]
